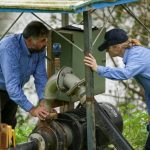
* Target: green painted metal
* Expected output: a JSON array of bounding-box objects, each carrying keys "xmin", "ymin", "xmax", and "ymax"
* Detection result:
[
  {"xmin": 0, "ymin": 0, "xmax": 114, "ymax": 11},
  {"xmin": 0, "ymin": 0, "xmax": 138, "ymax": 13},
  {"xmin": 83, "ymin": 11, "xmax": 96, "ymax": 150},
  {"xmin": 72, "ymin": 0, "xmax": 116, "ymax": 9},
  {"xmin": 51, "ymin": 26, "xmax": 106, "ymax": 101},
  {"xmin": 61, "ymin": 14, "xmax": 69, "ymax": 27}
]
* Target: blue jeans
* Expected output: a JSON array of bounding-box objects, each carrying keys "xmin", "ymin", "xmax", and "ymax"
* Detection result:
[
  {"xmin": 145, "ymin": 131, "xmax": 150, "ymax": 150},
  {"xmin": 0, "ymin": 90, "xmax": 17, "ymax": 129}
]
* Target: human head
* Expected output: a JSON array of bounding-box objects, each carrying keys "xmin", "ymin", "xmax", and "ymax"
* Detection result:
[
  {"xmin": 98, "ymin": 28, "xmax": 128, "ymax": 52},
  {"xmin": 23, "ymin": 21, "xmax": 49, "ymax": 53},
  {"xmin": 98, "ymin": 28, "xmax": 141, "ymax": 57}
]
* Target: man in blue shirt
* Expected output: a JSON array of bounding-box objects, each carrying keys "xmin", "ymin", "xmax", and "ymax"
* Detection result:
[
  {"xmin": 84, "ymin": 28, "xmax": 150, "ymax": 149},
  {"xmin": 0, "ymin": 21, "xmax": 50, "ymax": 128}
]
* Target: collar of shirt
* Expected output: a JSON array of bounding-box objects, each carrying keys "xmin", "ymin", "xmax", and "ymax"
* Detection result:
[
  {"xmin": 123, "ymin": 48, "xmax": 130, "ymax": 65},
  {"xmin": 19, "ymin": 34, "xmax": 31, "ymax": 56}
]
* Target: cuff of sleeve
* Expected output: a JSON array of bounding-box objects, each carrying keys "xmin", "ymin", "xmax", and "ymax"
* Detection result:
[
  {"xmin": 22, "ymin": 101, "xmax": 33, "ymax": 112},
  {"xmin": 39, "ymin": 94, "xmax": 44, "ymax": 101},
  {"xmin": 39, "ymin": 98, "xmax": 44, "ymax": 101},
  {"xmin": 97, "ymin": 66, "xmax": 106, "ymax": 76},
  {"xmin": 37, "ymin": 90, "xmax": 44, "ymax": 101}
]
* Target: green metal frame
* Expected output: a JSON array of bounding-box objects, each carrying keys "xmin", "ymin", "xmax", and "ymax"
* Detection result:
[{"xmin": 0, "ymin": 0, "xmax": 139, "ymax": 13}]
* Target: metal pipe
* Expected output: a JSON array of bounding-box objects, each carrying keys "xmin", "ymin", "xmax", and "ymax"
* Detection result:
[
  {"xmin": 83, "ymin": 11, "xmax": 96, "ymax": 150},
  {"xmin": 44, "ymin": 74, "xmax": 58, "ymax": 112},
  {"xmin": 44, "ymin": 67, "xmax": 86, "ymax": 111},
  {"xmin": 61, "ymin": 14, "xmax": 69, "ymax": 27},
  {"xmin": 9, "ymin": 140, "xmax": 39, "ymax": 150},
  {"xmin": 63, "ymin": 73, "xmax": 86, "ymax": 104},
  {"xmin": 63, "ymin": 74, "xmax": 81, "ymax": 89}
]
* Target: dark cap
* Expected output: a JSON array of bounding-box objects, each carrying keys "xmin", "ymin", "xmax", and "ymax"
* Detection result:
[{"xmin": 98, "ymin": 28, "xmax": 128, "ymax": 51}]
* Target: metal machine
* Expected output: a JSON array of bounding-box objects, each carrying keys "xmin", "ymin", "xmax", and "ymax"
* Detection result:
[
  {"xmin": 8, "ymin": 66, "xmax": 133, "ymax": 150},
  {"xmin": 15, "ymin": 102, "xmax": 123, "ymax": 150},
  {"xmin": 0, "ymin": 0, "xmax": 140, "ymax": 149},
  {"xmin": 1, "ymin": 26, "xmax": 134, "ymax": 150}
]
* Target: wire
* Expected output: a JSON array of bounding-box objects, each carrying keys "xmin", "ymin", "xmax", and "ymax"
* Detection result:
[
  {"xmin": 32, "ymin": 12, "xmax": 84, "ymax": 52},
  {"xmin": 121, "ymin": 4, "xmax": 150, "ymax": 34},
  {"xmin": 92, "ymin": 7, "xmax": 115, "ymax": 47},
  {"xmin": 32, "ymin": 9, "xmax": 114, "ymax": 53},
  {"xmin": 0, "ymin": 12, "xmax": 24, "ymax": 41}
]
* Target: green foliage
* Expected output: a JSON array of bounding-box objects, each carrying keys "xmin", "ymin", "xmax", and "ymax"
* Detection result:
[
  {"xmin": 15, "ymin": 123, "xmax": 35, "ymax": 144},
  {"xmin": 15, "ymin": 109, "xmax": 36, "ymax": 144},
  {"xmin": 120, "ymin": 104, "xmax": 148, "ymax": 150},
  {"xmin": 15, "ymin": 112, "xmax": 35, "ymax": 144}
]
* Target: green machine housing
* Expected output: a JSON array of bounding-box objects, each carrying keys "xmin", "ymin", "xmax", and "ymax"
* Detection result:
[{"xmin": 51, "ymin": 26, "xmax": 106, "ymax": 102}]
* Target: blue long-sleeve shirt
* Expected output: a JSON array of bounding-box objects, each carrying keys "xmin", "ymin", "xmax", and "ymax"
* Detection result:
[
  {"xmin": 0, "ymin": 34, "xmax": 48, "ymax": 111},
  {"xmin": 97, "ymin": 46, "xmax": 150, "ymax": 114}
]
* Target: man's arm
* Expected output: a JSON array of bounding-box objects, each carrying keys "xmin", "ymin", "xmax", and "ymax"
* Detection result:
[
  {"xmin": 0, "ymin": 47, "xmax": 50, "ymax": 120},
  {"xmin": 33, "ymin": 51, "xmax": 48, "ymax": 102},
  {"xmin": 84, "ymin": 52, "xmax": 146, "ymax": 80},
  {"xmin": 0, "ymin": 46, "xmax": 33, "ymax": 111}
]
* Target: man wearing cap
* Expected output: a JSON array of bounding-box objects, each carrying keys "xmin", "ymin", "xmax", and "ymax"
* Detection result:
[{"xmin": 84, "ymin": 28, "xmax": 150, "ymax": 149}]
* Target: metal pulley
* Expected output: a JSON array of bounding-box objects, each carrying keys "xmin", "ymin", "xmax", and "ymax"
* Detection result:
[{"xmin": 26, "ymin": 102, "xmax": 123, "ymax": 150}]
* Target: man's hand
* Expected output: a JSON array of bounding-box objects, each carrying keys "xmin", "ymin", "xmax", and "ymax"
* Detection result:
[
  {"xmin": 29, "ymin": 106, "xmax": 49, "ymax": 120},
  {"xmin": 39, "ymin": 100, "xmax": 58, "ymax": 119},
  {"xmin": 84, "ymin": 53, "xmax": 98, "ymax": 72},
  {"xmin": 39, "ymin": 99, "xmax": 45, "ymax": 107},
  {"xmin": 30, "ymin": 100, "xmax": 57, "ymax": 120}
]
